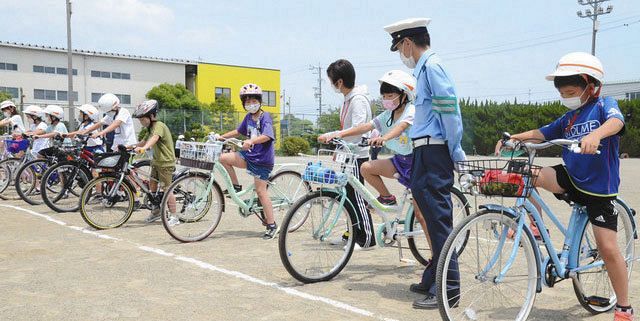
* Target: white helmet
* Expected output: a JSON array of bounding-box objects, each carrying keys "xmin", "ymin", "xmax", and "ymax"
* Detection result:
[
  {"xmin": 43, "ymin": 105, "xmax": 64, "ymax": 120},
  {"xmin": 545, "ymin": 52, "xmax": 604, "ymax": 84},
  {"xmin": 78, "ymin": 104, "xmax": 100, "ymax": 121},
  {"xmin": 1, "ymin": 100, "xmax": 16, "ymax": 110},
  {"xmin": 378, "ymin": 70, "xmax": 417, "ymax": 102},
  {"xmin": 23, "ymin": 105, "xmax": 43, "ymax": 117},
  {"xmin": 97, "ymin": 93, "xmax": 120, "ymax": 113}
]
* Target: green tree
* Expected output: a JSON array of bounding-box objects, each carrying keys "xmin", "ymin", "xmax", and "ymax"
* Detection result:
[
  {"xmin": 146, "ymin": 83, "xmax": 202, "ymax": 110},
  {"xmin": 204, "ymin": 96, "xmax": 238, "ymax": 133},
  {"xmin": 0, "ymin": 92, "xmax": 12, "ymax": 102},
  {"xmin": 317, "ymin": 107, "xmax": 340, "ymax": 133}
]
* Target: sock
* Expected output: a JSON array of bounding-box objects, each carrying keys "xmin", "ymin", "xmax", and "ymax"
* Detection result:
[{"xmin": 616, "ymin": 305, "xmax": 633, "ymax": 314}]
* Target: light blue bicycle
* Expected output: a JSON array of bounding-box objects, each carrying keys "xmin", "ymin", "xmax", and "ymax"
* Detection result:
[{"xmin": 436, "ymin": 135, "xmax": 637, "ymax": 321}]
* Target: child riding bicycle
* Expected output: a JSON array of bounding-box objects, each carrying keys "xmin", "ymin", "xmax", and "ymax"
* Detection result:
[
  {"xmin": 132, "ymin": 100, "xmax": 177, "ymax": 223},
  {"xmin": 319, "ymin": 69, "xmax": 433, "ymax": 255},
  {"xmin": 503, "ymin": 52, "xmax": 632, "ymax": 321},
  {"xmin": 216, "ymin": 83, "xmax": 278, "ymax": 240}
]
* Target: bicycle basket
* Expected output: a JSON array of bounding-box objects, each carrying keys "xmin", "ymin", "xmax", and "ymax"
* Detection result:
[
  {"xmin": 5, "ymin": 139, "xmax": 29, "ymax": 154},
  {"xmin": 301, "ymin": 148, "xmax": 356, "ymax": 187},
  {"xmin": 179, "ymin": 141, "xmax": 223, "ymax": 171},
  {"xmin": 456, "ymin": 158, "xmax": 541, "ymax": 198}
]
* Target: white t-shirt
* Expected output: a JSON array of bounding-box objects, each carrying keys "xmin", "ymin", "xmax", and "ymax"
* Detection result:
[
  {"xmin": 46, "ymin": 122, "xmax": 71, "ymax": 145},
  {"xmin": 371, "ymin": 104, "xmax": 415, "ymax": 156},
  {"xmin": 30, "ymin": 122, "xmax": 50, "ymax": 153},
  {"xmin": 78, "ymin": 122, "xmax": 103, "ymax": 147},
  {"xmin": 101, "ymin": 108, "xmax": 137, "ymax": 151},
  {"xmin": 9, "ymin": 115, "xmax": 25, "ymax": 134}
]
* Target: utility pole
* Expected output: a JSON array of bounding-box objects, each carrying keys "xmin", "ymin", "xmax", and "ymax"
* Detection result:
[
  {"xmin": 310, "ymin": 64, "xmax": 323, "ymax": 121},
  {"xmin": 287, "ymin": 97, "xmax": 291, "ymax": 136},
  {"xmin": 66, "ymin": 0, "xmax": 76, "ymax": 129},
  {"xmin": 577, "ymin": 0, "xmax": 613, "ymax": 55}
]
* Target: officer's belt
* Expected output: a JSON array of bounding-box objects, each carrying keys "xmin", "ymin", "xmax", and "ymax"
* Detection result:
[{"xmin": 412, "ymin": 136, "xmax": 446, "ymax": 148}]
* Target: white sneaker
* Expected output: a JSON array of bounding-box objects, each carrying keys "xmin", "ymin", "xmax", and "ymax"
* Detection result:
[
  {"xmin": 144, "ymin": 211, "xmax": 161, "ymax": 223},
  {"xmin": 350, "ymin": 244, "xmax": 376, "ymax": 251}
]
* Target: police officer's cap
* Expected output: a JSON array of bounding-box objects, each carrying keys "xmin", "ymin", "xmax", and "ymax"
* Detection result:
[{"xmin": 383, "ymin": 18, "xmax": 431, "ymax": 52}]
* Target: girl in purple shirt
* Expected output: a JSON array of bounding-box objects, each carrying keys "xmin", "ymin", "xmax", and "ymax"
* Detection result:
[{"xmin": 218, "ymin": 83, "xmax": 278, "ymax": 240}]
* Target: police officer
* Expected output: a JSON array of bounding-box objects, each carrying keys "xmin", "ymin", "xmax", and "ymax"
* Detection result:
[{"xmin": 384, "ymin": 18, "xmax": 465, "ymax": 309}]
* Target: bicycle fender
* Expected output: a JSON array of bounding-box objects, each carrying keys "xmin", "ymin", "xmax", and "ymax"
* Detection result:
[
  {"xmin": 317, "ymin": 187, "xmax": 360, "ymax": 227},
  {"xmin": 615, "ymin": 198, "xmax": 638, "ymax": 239}
]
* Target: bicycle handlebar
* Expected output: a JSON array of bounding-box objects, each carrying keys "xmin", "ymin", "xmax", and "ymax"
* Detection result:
[{"xmin": 502, "ymin": 132, "xmax": 600, "ymax": 155}]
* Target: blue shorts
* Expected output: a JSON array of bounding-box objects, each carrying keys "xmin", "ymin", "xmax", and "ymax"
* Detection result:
[
  {"xmin": 239, "ymin": 151, "xmax": 273, "ymax": 181},
  {"xmin": 390, "ymin": 154, "xmax": 413, "ymax": 188}
]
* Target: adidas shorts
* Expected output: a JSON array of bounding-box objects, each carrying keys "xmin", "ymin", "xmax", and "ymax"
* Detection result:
[{"xmin": 552, "ymin": 164, "xmax": 618, "ymax": 231}]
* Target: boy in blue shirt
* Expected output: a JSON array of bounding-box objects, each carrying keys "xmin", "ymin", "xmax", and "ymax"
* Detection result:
[{"xmin": 506, "ymin": 52, "xmax": 632, "ymax": 321}]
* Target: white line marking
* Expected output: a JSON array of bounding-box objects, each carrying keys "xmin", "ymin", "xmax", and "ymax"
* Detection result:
[{"xmin": 2, "ymin": 204, "xmax": 399, "ymax": 321}]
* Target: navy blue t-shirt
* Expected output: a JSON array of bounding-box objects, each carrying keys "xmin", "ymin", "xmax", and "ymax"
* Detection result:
[{"xmin": 539, "ymin": 96, "xmax": 624, "ymax": 196}]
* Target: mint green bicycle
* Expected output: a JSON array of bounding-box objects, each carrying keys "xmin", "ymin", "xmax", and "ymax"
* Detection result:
[
  {"xmin": 160, "ymin": 136, "xmax": 311, "ymax": 242},
  {"xmin": 278, "ymin": 138, "xmax": 470, "ymax": 283}
]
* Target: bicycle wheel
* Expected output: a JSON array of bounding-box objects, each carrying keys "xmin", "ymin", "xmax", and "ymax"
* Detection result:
[
  {"xmin": 572, "ymin": 199, "xmax": 636, "ymax": 314},
  {"xmin": 0, "ymin": 158, "xmax": 22, "ymax": 200},
  {"xmin": 407, "ymin": 187, "xmax": 471, "ymax": 266},
  {"xmin": 436, "ymin": 209, "xmax": 538, "ymax": 321},
  {"xmin": 80, "ymin": 175, "xmax": 135, "ymax": 229},
  {"xmin": 268, "ymin": 170, "xmax": 311, "ymax": 230},
  {"xmin": 15, "ymin": 159, "xmax": 49, "ymax": 205},
  {"xmin": 161, "ymin": 172, "xmax": 224, "ymax": 242},
  {"xmin": 278, "ymin": 190, "xmax": 356, "ymax": 283},
  {"xmin": 42, "ymin": 161, "xmax": 90, "ymax": 213}
]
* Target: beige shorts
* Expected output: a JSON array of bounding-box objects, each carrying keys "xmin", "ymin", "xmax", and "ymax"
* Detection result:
[{"xmin": 151, "ymin": 165, "xmax": 174, "ymax": 188}]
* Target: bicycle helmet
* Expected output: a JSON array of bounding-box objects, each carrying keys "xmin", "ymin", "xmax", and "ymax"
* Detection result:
[{"xmin": 132, "ymin": 100, "xmax": 158, "ymax": 118}]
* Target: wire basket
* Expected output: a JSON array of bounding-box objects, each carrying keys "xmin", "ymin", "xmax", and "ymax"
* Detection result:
[
  {"xmin": 179, "ymin": 141, "xmax": 223, "ymax": 171},
  {"xmin": 456, "ymin": 158, "xmax": 541, "ymax": 198},
  {"xmin": 301, "ymin": 147, "xmax": 357, "ymax": 186},
  {"xmin": 4, "ymin": 139, "xmax": 30, "ymax": 154}
]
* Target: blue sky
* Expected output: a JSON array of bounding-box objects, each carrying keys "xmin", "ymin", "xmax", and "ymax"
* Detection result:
[{"xmin": 1, "ymin": 0, "xmax": 639, "ymax": 117}]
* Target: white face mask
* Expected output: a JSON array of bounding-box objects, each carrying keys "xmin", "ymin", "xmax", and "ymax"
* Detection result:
[
  {"xmin": 44, "ymin": 116, "xmax": 52, "ymax": 125},
  {"xmin": 560, "ymin": 87, "xmax": 588, "ymax": 110},
  {"xmin": 3, "ymin": 111, "xmax": 10, "ymax": 118},
  {"xmin": 399, "ymin": 50, "xmax": 416, "ymax": 69},
  {"xmin": 245, "ymin": 103, "xmax": 260, "ymax": 114},
  {"xmin": 333, "ymin": 83, "xmax": 342, "ymax": 94}
]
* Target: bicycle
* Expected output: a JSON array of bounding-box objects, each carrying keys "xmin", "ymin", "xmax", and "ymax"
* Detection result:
[
  {"xmin": 159, "ymin": 135, "xmax": 311, "ymax": 243},
  {"xmin": 277, "ymin": 138, "xmax": 470, "ymax": 284},
  {"xmin": 15, "ymin": 135, "xmax": 80, "ymax": 205},
  {"xmin": 435, "ymin": 134, "xmax": 637, "ymax": 321},
  {"xmin": 0, "ymin": 135, "xmax": 35, "ymax": 200},
  {"xmin": 40, "ymin": 134, "xmax": 96, "ymax": 212},
  {"xmin": 78, "ymin": 144, "xmax": 174, "ymax": 229}
]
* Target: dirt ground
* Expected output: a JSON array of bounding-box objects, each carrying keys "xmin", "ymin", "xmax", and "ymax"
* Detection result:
[{"xmin": 1, "ymin": 156, "xmax": 638, "ymax": 321}]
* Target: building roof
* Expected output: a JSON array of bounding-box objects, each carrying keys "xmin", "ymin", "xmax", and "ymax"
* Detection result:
[
  {"xmin": 0, "ymin": 40, "xmax": 198, "ymax": 65},
  {"xmin": 606, "ymin": 79, "xmax": 640, "ymax": 86}
]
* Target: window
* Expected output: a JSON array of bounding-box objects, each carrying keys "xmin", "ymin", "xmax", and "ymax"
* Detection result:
[
  {"xmin": 0, "ymin": 87, "xmax": 19, "ymax": 98},
  {"xmin": 1, "ymin": 63, "xmax": 17, "ymax": 71},
  {"xmin": 215, "ymin": 87, "xmax": 231, "ymax": 100},
  {"xmin": 111, "ymin": 72, "xmax": 121, "ymax": 79},
  {"xmin": 627, "ymin": 92, "xmax": 640, "ymax": 100},
  {"xmin": 262, "ymin": 91, "xmax": 277, "ymax": 107},
  {"xmin": 91, "ymin": 93, "xmax": 104, "ymax": 103},
  {"xmin": 116, "ymin": 94, "xmax": 131, "ymax": 105},
  {"xmin": 121, "ymin": 73, "xmax": 130, "ymax": 80},
  {"xmin": 91, "ymin": 70, "xmax": 101, "ymax": 77},
  {"xmin": 34, "ymin": 89, "xmax": 57, "ymax": 100},
  {"xmin": 56, "ymin": 67, "xmax": 67, "ymax": 75},
  {"xmin": 33, "ymin": 65, "xmax": 44, "ymax": 73},
  {"xmin": 44, "ymin": 66, "xmax": 55, "ymax": 74},
  {"xmin": 90, "ymin": 70, "xmax": 129, "ymax": 80},
  {"xmin": 57, "ymin": 91, "xmax": 78, "ymax": 102},
  {"xmin": 72, "ymin": 69, "xmax": 78, "ymax": 75},
  {"xmin": 100, "ymin": 71, "xmax": 110, "ymax": 78}
]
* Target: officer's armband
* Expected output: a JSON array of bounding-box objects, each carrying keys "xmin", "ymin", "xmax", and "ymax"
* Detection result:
[{"xmin": 432, "ymin": 96, "xmax": 458, "ymax": 114}]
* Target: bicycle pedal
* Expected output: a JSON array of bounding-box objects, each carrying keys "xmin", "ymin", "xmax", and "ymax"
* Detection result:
[{"xmin": 585, "ymin": 295, "xmax": 611, "ymax": 307}]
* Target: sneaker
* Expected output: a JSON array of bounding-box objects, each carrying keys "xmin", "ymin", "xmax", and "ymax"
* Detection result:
[
  {"xmin": 377, "ymin": 195, "xmax": 397, "ymax": 206},
  {"xmin": 263, "ymin": 223, "xmax": 279, "ymax": 240},
  {"xmin": 352, "ymin": 243, "xmax": 376, "ymax": 251},
  {"xmin": 614, "ymin": 306, "xmax": 634, "ymax": 321},
  {"xmin": 144, "ymin": 210, "xmax": 161, "ymax": 223},
  {"xmin": 329, "ymin": 231, "xmax": 350, "ymax": 245}
]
